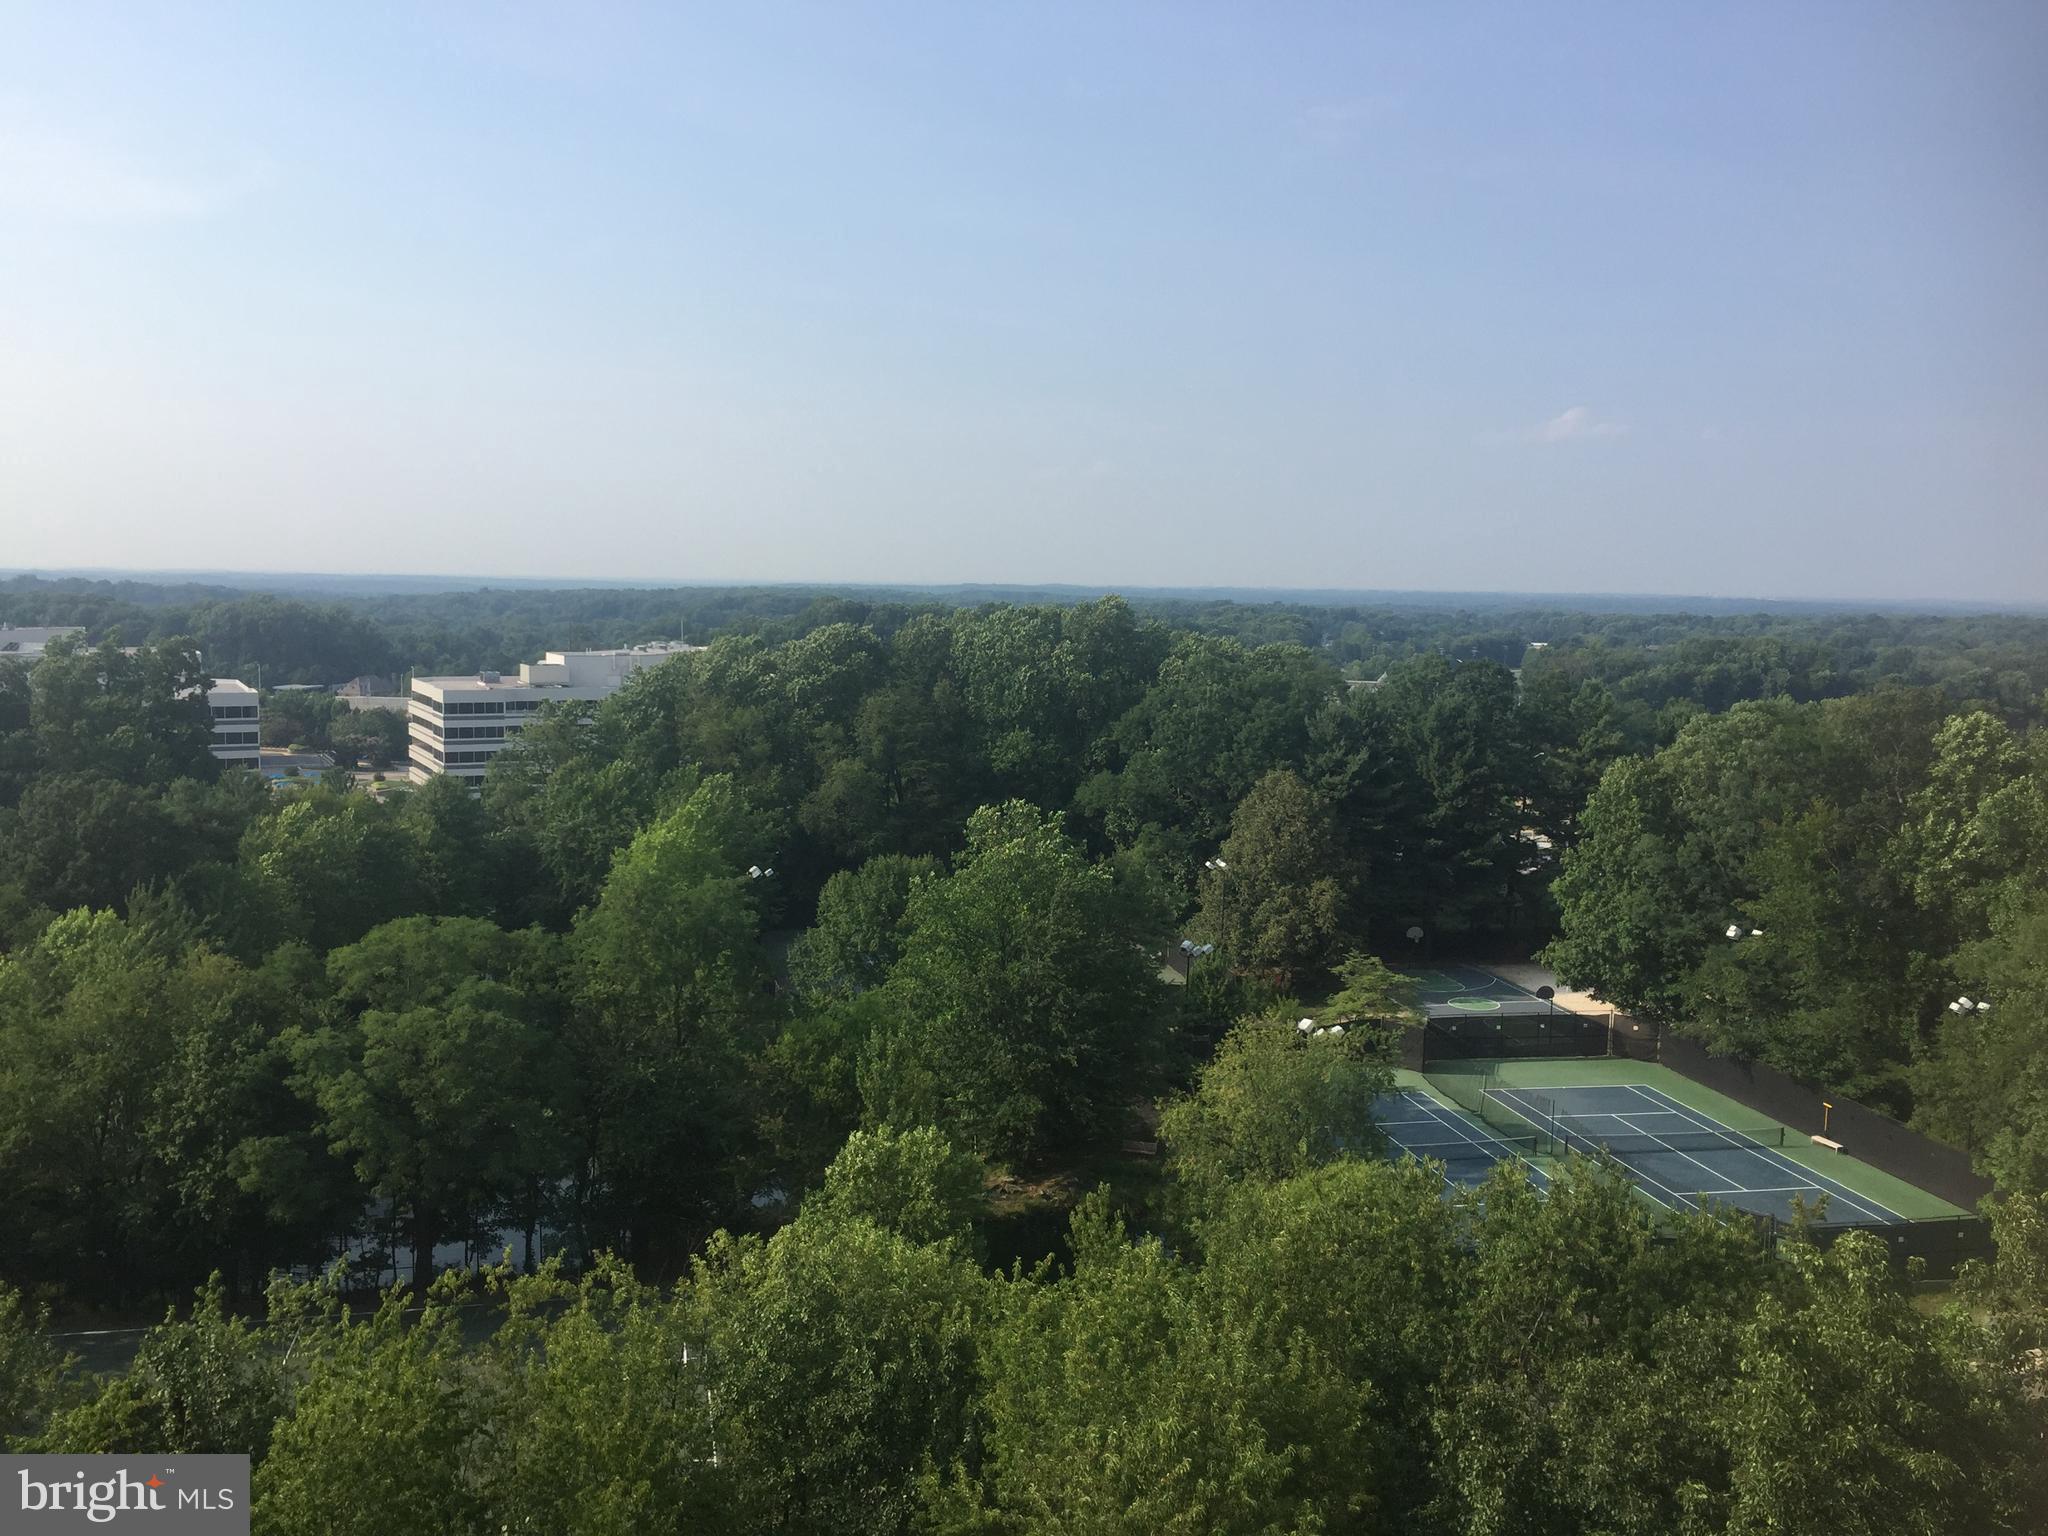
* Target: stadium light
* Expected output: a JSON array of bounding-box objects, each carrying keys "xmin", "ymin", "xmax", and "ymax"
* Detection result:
[
  {"xmin": 748, "ymin": 865, "xmax": 775, "ymax": 880},
  {"xmin": 1948, "ymin": 995, "xmax": 1989, "ymax": 1015},
  {"xmin": 1204, "ymin": 858, "xmax": 1228, "ymax": 871}
]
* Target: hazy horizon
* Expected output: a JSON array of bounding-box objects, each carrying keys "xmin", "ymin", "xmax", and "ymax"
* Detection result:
[
  {"xmin": 5, "ymin": 4, "xmax": 2045, "ymax": 601},
  {"xmin": 11, "ymin": 564, "xmax": 2046, "ymax": 617}
]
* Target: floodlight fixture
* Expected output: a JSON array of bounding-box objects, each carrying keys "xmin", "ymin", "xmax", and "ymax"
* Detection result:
[
  {"xmin": 1296, "ymin": 1018, "xmax": 1314, "ymax": 1033},
  {"xmin": 1725, "ymin": 924, "xmax": 1742, "ymax": 940}
]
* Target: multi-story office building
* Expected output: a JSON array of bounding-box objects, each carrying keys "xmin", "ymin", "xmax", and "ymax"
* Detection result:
[
  {"xmin": 206, "ymin": 678, "xmax": 262, "ymax": 768},
  {"xmin": 0, "ymin": 626, "xmax": 85, "ymax": 663},
  {"xmin": 407, "ymin": 643, "xmax": 702, "ymax": 786}
]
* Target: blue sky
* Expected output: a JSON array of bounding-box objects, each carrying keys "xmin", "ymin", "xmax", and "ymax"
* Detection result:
[{"xmin": 3, "ymin": 3, "xmax": 2044, "ymax": 600}]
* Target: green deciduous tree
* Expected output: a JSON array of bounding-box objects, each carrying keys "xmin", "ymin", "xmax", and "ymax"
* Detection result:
[
  {"xmin": 239, "ymin": 787, "xmax": 424, "ymax": 953},
  {"xmin": 1158, "ymin": 1017, "xmax": 1393, "ymax": 1215},
  {"xmin": 478, "ymin": 1260, "xmax": 726, "ymax": 1536},
  {"xmin": 254, "ymin": 1280, "xmax": 487, "ymax": 1536},
  {"xmin": 789, "ymin": 854, "xmax": 937, "ymax": 1001},
  {"xmin": 569, "ymin": 775, "xmax": 776, "ymax": 1260},
  {"xmin": 1195, "ymin": 768, "xmax": 1353, "ymax": 987},
  {"xmin": 0, "ymin": 1283, "xmax": 66, "ymax": 1448},
  {"xmin": 804, "ymin": 1124, "xmax": 986, "ymax": 1249},
  {"xmin": 930, "ymin": 1194, "xmax": 1327, "ymax": 1536},
  {"xmin": 867, "ymin": 803, "xmax": 1167, "ymax": 1164},
  {"xmin": 689, "ymin": 1215, "xmax": 984, "ymax": 1536},
  {"xmin": 38, "ymin": 1277, "xmax": 287, "ymax": 1458},
  {"xmin": 28, "ymin": 636, "xmax": 217, "ymax": 788},
  {"xmin": 293, "ymin": 917, "xmax": 570, "ymax": 1287}
]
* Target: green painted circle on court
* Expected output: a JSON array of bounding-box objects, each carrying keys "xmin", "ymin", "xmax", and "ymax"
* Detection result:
[{"xmin": 1446, "ymin": 996, "xmax": 1501, "ymax": 1012}]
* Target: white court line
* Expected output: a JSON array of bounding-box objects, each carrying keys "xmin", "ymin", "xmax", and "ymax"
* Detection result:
[
  {"xmin": 1399, "ymin": 1094, "xmax": 1548, "ymax": 1190},
  {"xmin": 1527, "ymin": 1089, "xmax": 1862, "ymax": 1217},
  {"xmin": 1693, "ymin": 1185, "xmax": 1833, "ymax": 1197},
  {"xmin": 1512, "ymin": 1086, "xmax": 1902, "ymax": 1223},
  {"xmin": 1611, "ymin": 1111, "xmax": 1764, "ymax": 1193},
  {"xmin": 1504, "ymin": 1087, "xmax": 1905, "ymax": 1221},
  {"xmin": 1494, "ymin": 1089, "xmax": 1688, "ymax": 1212},
  {"xmin": 1621, "ymin": 1085, "xmax": 1901, "ymax": 1224}
]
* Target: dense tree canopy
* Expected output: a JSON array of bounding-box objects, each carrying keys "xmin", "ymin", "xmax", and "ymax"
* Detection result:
[{"xmin": 1, "ymin": 578, "xmax": 2045, "ymax": 1528}]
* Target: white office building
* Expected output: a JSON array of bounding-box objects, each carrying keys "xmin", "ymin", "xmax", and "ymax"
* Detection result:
[
  {"xmin": 407, "ymin": 643, "xmax": 702, "ymax": 786},
  {"xmin": 0, "ymin": 626, "xmax": 85, "ymax": 663},
  {"xmin": 206, "ymin": 678, "xmax": 262, "ymax": 768}
]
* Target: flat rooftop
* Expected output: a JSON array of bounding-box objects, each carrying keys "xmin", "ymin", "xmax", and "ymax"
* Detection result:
[{"xmin": 413, "ymin": 674, "xmax": 608, "ymax": 694}]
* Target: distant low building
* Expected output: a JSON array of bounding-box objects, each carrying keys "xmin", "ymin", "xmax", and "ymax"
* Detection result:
[
  {"xmin": 337, "ymin": 673, "xmax": 398, "ymax": 698},
  {"xmin": 0, "ymin": 625, "xmax": 85, "ymax": 662},
  {"xmin": 205, "ymin": 679, "xmax": 262, "ymax": 768},
  {"xmin": 260, "ymin": 748, "xmax": 337, "ymax": 785},
  {"xmin": 407, "ymin": 642, "xmax": 703, "ymax": 786}
]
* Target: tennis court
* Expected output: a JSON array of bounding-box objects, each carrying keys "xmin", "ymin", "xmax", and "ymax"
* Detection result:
[
  {"xmin": 1489, "ymin": 1081, "xmax": 1904, "ymax": 1225},
  {"xmin": 1371, "ymin": 1088, "xmax": 1551, "ymax": 1195}
]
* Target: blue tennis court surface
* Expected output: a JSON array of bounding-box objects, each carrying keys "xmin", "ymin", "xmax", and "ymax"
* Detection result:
[
  {"xmin": 1490, "ymin": 1082, "xmax": 1903, "ymax": 1225},
  {"xmin": 1371, "ymin": 1089, "xmax": 1550, "ymax": 1194}
]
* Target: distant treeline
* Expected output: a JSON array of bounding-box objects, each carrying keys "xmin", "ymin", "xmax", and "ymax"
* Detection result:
[{"xmin": 5, "ymin": 574, "xmax": 2047, "ymax": 710}]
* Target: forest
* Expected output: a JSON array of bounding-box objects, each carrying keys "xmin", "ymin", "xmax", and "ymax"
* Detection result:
[{"xmin": 1, "ymin": 580, "xmax": 2046, "ymax": 1533}]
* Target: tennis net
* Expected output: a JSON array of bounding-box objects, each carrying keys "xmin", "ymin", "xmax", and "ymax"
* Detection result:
[{"xmin": 1553, "ymin": 1123, "xmax": 1789, "ymax": 1158}]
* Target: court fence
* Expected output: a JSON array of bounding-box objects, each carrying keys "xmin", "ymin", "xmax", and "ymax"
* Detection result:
[
  {"xmin": 1418, "ymin": 1043, "xmax": 1996, "ymax": 1279},
  {"xmin": 1415, "ymin": 1013, "xmax": 1610, "ymax": 1064},
  {"xmin": 1645, "ymin": 1027, "xmax": 1994, "ymax": 1212},
  {"xmin": 1408, "ymin": 1008, "xmax": 1995, "ymax": 1213},
  {"xmin": 1767, "ymin": 1214, "xmax": 1996, "ymax": 1282}
]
